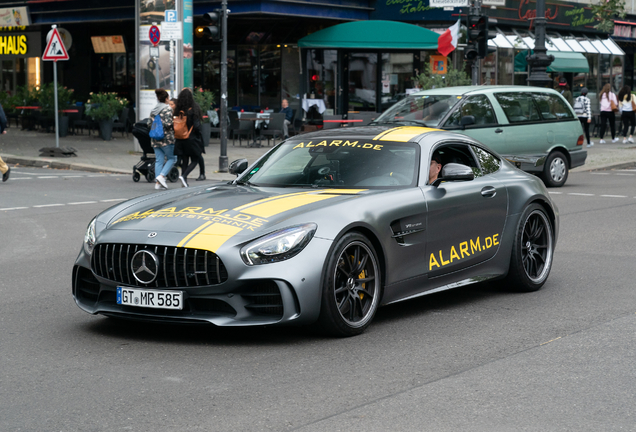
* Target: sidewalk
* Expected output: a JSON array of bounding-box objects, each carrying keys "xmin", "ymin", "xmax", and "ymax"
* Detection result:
[
  {"xmin": 0, "ymin": 128, "xmax": 273, "ymax": 182},
  {"xmin": 1, "ymin": 127, "xmax": 635, "ymax": 177}
]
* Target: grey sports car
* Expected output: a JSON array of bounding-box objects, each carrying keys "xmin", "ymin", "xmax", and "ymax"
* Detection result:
[{"xmin": 73, "ymin": 126, "xmax": 559, "ymax": 336}]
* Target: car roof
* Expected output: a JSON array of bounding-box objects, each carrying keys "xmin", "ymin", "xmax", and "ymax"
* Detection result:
[
  {"xmin": 286, "ymin": 125, "xmax": 480, "ymax": 145},
  {"xmin": 410, "ymin": 85, "xmax": 561, "ymax": 97}
]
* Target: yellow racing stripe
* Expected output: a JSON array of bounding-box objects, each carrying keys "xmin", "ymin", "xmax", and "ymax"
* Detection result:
[
  {"xmin": 180, "ymin": 223, "xmax": 244, "ymax": 252},
  {"xmin": 177, "ymin": 221, "xmax": 213, "ymax": 247},
  {"xmin": 232, "ymin": 191, "xmax": 311, "ymax": 212},
  {"xmin": 240, "ymin": 193, "xmax": 337, "ymax": 218},
  {"xmin": 374, "ymin": 126, "xmax": 440, "ymax": 142}
]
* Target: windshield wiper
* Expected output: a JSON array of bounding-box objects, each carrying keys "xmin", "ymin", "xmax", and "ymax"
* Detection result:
[
  {"xmin": 375, "ymin": 119, "xmax": 429, "ymax": 126},
  {"xmin": 235, "ymin": 179, "xmax": 257, "ymax": 186}
]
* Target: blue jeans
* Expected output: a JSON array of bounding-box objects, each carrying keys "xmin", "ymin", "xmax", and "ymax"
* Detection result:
[{"xmin": 153, "ymin": 144, "xmax": 177, "ymax": 179}]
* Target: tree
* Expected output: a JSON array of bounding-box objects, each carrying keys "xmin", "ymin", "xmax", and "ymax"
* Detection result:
[
  {"xmin": 413, "ymin": 61, "xmax": 471, "ymax": 90},
  {"xmin": 591, "ymin": 0, "xmax": 626, "ymax": 33}
]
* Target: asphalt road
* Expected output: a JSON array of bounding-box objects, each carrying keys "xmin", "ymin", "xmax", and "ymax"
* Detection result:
[{"xmin": 1, "ymin": 166, "xmax": 635, "ymax": 431}]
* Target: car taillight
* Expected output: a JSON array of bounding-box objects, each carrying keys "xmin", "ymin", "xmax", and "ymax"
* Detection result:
[{"xmin": 577, "ymin": 135, "xmax": 584, "ymax": 146}]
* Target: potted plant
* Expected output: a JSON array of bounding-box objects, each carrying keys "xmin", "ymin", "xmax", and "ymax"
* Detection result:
[
  {"xmin": 193, "ymin": 87, "xmax": 215, "ymax": 146},
  {"xmin": 87, "ymin": 92, "xmax": 128, "ymax": 140},
  {"xmin": 15, "ymin": 85, "xmax": 40, "ymax": 130},
  {"xmin": 38, "ymin": 83, "xmax": 75, "ymax": 136}
]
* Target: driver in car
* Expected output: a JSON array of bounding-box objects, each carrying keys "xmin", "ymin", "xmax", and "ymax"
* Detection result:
[{"xmin": 429, "ymin": 152, "xmax": 442, "ymax": 184}]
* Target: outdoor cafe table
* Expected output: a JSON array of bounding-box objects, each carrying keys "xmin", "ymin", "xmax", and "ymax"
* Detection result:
[{"xmin": 238, "ymin": 113, "xmax": 271, "ymax": 147}]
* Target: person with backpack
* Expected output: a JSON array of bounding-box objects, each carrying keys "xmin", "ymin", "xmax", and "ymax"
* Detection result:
[
  {"xmin": 618, "ymin": 85, "xmax": 635, "ymax": 144},
  {"xmin": 598, "ymin": 83, "xmax": 619, "ymax": 144},
  {"xmin": 573, "ymin": 87, "xmax": 593, "ymax": 148},
  {"xmin": 173, "ymin": 88, "xmax": 204, "ymax": 188},
  {"xmin": 147, "ymin": 88, "xmax": 176, "ymax": 190}
]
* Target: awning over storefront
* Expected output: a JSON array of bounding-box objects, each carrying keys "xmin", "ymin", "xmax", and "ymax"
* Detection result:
[
  {"xmin": 298, "ymin": 20, "xmax": 439, "ymax": 50},
  {"xmin": 514, "ymin": 50, "xmax": 590, "ymax": 73}
]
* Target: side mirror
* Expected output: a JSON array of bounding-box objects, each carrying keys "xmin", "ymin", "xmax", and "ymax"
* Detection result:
[
  {"xmin": 460, "ymin": 115, "xmax": 475, "ymax": 129},
  {"xmin": 432, "ymin": 163, "xmax": 475, "ymax": 187},
  {"xmin": 229, "ymin": 158, "xmax": 248, "ymax": 176}
]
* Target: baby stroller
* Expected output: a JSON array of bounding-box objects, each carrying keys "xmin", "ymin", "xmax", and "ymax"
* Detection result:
[{"xmin": 131, "ymin": 120, "xmax": 179, "ymax": 183}]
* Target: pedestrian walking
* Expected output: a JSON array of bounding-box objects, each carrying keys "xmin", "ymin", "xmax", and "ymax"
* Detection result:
[
  {"xmin": 174, "ymin": 88, "xmax": 203, "ymax": 188},
  {"xmin": 618, "ymin": 85, "xmax": 635, "ymax": 144},
  {"xmin": 598, "ymin": 83, "xmax": 619, "ymax": 144},
  {"xmin": 573, "ymin": 87, "xmax": 593, "ymax": 147},
  {"xmin": 0, "ymin": 101, "xmax": 10, "ymax": 183},
  {"xmin": 557, "ymin": 78, "xmax": 574, "ymax": 106},
  {"xmin": 147, "ymin": 88, "xmax": 176, "ymax": 190}
]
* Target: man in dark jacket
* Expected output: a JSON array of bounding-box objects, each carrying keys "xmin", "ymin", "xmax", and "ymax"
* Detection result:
[
  {"xmin": 280, "ymin": 98, "xmax": 293, "ymax": 138},
  {"xmin": 0, "ymin": 102, "xmax": 9, "ymax": 182}
]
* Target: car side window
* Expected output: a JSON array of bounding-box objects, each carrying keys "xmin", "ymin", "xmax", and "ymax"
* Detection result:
[
  {"xmin": 494, "ymin": 92, "xmax": 541, "ymax": 124},
  {"xmin": 435, "ymin": 143, "xmax": 482, "ymax": 177},
  {"xmin": 532, "ymin": 93, "xmax": 575, "ymax": 120},
  {"xmin": 444, "ymin": 95, "xmax": 498, "ymax": 127},
  {"xmin": 471, "ymin": 145, "xmax": 501, "ymax": 175}
]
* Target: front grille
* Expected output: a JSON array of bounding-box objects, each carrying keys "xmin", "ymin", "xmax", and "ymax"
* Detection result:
[
  {"xmin": 91, "ymin": 243, "xmax": 228, "ymax": 288},
  {"xmin": 242, "ymin": 281, "xmax": 283, "ymax": 317}
]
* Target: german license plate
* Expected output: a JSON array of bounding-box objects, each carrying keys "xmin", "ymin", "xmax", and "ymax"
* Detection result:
[{"xmin": 116, "ymin": 287, "xmax": 183, "ymax": 310}]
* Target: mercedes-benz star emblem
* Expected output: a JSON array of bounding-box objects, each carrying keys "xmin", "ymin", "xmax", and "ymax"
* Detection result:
[
  {"xmin": 131, "ymin": 250, "xmax": 160, "ymax": 284},
  {"xmin": 148, "ymin": 232, "xmax": 157, "ymax": 238}
]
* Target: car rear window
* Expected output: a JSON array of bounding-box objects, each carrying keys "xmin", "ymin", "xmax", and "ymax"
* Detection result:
[{"xmin": 239, "ymin": 139, "xmax": 420, "ymax": 188}]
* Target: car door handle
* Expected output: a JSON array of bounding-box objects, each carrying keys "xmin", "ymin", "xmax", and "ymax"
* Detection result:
[
  {"xmin": 481, "ymin": 186, "xmax": 497, "ymax": 198},
  {"xmin": 495, "ymin": 128, "xmax": 503, "ymax": 134}
]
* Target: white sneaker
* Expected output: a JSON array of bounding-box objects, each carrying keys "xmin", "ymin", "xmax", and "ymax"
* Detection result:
[
  {"xmin": 623, "ymin": 138, "xmax": 627, "ymax": 143},
  {"xmin": 629, "ymin": 137, "xmax": 634, "ymax": 143},
  {"xmin": 586, "ymin": 144, "xmax": 592, "ymax": 148},
  {"xmin": 155, "ymin": 182, "xmax": 161, "ymax": 190},
  {"xmin": 179, "ymin": 176, "xmax": 188, "ymax": 188},
  {"xmin": 599, "ymin": 139, "xmax": 606, "ymax": 144},
  {"xmin": 156, "ymin": 175, "xmax": 168, "ymax": 189},
  {"xmin": 612, "ymin": 138, "xmax": 619, "ymax": 143}
]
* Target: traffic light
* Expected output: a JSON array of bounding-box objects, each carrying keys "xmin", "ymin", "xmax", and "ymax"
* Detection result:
[
  {"xmin": 465, "ymin": 15, "xmax": 481, "ymax": 61},
  {"xmin": 203, "ymin": 11, "xmax": 221, "ymax": 41},
  {"xmin": 477, "ymin": 16, "xmax": 498, "ymax": 58}
]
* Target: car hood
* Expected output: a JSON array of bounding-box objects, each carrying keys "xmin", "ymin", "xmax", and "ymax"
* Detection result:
[{"xmin": 103, "ymin": 184, "xmax": 381, "ymax": 251}]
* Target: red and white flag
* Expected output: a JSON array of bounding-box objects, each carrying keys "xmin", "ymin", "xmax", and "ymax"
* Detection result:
[{"xmin": 437, "ymin": 19, "xmax": 461, "ymax": 57}]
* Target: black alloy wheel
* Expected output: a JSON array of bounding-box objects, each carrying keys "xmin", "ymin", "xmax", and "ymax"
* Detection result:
[
  {"xmin": 503, "ymin": 203, "xmax": 554, "ymax": 292},
  {"xmin": 318, "ymin": 232, "xmax": 382, "ymax": 337}
]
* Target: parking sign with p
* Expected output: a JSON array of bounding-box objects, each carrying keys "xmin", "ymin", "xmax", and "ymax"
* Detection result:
[{"xmin": 165, "ymin": 10, "xmax": 177, "ymax": 23}]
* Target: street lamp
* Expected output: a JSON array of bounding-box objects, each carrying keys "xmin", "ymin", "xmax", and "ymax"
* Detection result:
[{"xmin": 526, "ymin": 0, "xmax": 554, "ymax": 87}]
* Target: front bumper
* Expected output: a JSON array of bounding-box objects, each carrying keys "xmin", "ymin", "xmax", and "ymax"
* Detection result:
[{"xmin": 72, "ymin": 237, "xmax": 333, "ymax": 327}]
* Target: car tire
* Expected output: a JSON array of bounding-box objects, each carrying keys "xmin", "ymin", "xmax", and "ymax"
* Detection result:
[
  {"xmin": 317, "ymin": 232, "xmax": 382, "ymax": 337},
  {"xmin": 502, "ymin": 203, "xmax": 554, "ymax": 292},
  {"xmin": 541, "ymin": 151, "xmax": 568, "ymax": 187}
]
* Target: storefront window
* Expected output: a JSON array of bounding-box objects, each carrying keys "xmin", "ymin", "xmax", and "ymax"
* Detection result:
[
  {"xmin": 15, "ymin": 58, "xmax": 25, "ymax": 87},
  {"xmin": 281, "ymin": 46, "xmax": 300, "ymax": 112},
  {"xmin": 497, "ymin": 48, "xmax": 513, "ymax": 85},
  {"xmin": 599, "ymin": 53, "xmax": 611, "ymax": 88},
  {"xmin": 194, "ymin": 49, "xmax": 203, "ymax": 90},
  {"xmin": 2, "ymin": 60, "xmax": 13, "ymax": 93},
  {"xmin": 306, "ymin": 49, "xmax": 337, "ymax": 115},
  {"xmin": 238, "ymin": 47, "xmax": 258, "ymax": 109},
  {"xmin": 585, "ymin": 53, "xmax": 599, "ymax": 112},
  {"xmin": 611, "ymin": 55, "xmax": 623, "ymax": 92},
  {"xmin": 348, "ymin": 52, "xmax": 377, "ymax": 112},
  {"xmin": 260, "ymin": 45, "xmax": 281, "ymax": 110},
  {"xmin": 572, "ymin": 72, "xmax": 586, "ymax": 96},
  {"xmin": 513, "ymin": 49, "xmax": 528, "ymax": 85},
  {"xmin": 480, "ymin": 52, "xmax": 497, "ymax": 85},
  {"xmin": 381, "ymin": 53, "xmax": 413, "ymax": 112}
]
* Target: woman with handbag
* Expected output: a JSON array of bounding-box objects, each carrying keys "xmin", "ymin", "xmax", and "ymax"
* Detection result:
[
  {"xmin": 598, "ymin": 83, "xmax": 619, "ymax": 144},
  {"xmin": 173, "ymin": 88, "xmax": 204, "ymax": 188},
  {"xmin": 618, "ymin": 85, "xmax": 636, "ymax": 144}
]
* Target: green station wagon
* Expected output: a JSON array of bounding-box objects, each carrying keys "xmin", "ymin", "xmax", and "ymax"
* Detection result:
[{"xmin": 373, "ymin": 86, "xmax": 586, "ymax": 187}]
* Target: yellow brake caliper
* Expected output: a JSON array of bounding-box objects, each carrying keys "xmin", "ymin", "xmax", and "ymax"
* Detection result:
[{"xmin": 352, "ymin": 254, "xmax": 366, "ymax": 299}]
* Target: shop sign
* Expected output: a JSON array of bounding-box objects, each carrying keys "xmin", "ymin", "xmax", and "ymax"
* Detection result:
[
  {"xmin": 430, "ymin": 0, "xmax": 467, "ymax": 7},
  {"xmin": 0, "ymin": 32, "xmax": 40, "ymax": 57},
  {"xmin": 0, "ymin": 7, "xmax": 30, "ymax": 28},
  {"xmin": 613, "ymin": 23, "xmax": 636, "ymax": 39},
  {"xmin": 372, "ymin": 0, "xmax": 600, "ymax": 33}
]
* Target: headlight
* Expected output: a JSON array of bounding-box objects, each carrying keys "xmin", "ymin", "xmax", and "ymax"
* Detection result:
[
  {"xmin": 84, "ymin": 218, "xmax": 97, "ymax": 256},
  {"xmin": 240, "ymin": 223, "xmax": 317, "ymax": 266}
]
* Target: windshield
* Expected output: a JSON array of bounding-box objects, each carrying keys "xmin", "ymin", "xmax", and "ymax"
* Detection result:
[
  {"xmin": 237, "ymin": 138, "xmax": 420, "ymax": 188},
  {"xmin": 374, "ymin": 94, "xmax": 461, "ymax": 128}
]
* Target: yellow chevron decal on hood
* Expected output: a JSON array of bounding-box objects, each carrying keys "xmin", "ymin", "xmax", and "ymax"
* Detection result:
[
  {"xmin": 178, "ymin": 223, "xmax": 243, "ymax": 252},
  {"xmin": 373, "ymin": 126, "xmax": 440, "ymax": 142}
]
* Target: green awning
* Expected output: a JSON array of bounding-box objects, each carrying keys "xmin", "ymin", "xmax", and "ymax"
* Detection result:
[
  {"xmin": 547, "ymin": 51, "xmax": 589, "ymax": 73},
  {"xmin": 298, "ymin": 20, "xmax": 439, "ymax": 50},
  {"xmin": 515, "ymin": 50, "xmax": 589, "ymax": 73}
]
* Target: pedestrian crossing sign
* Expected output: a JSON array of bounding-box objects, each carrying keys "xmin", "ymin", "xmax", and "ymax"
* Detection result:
[{"xmin": 42, "ymin": 28, "xmax": 69, "ymax": 61}]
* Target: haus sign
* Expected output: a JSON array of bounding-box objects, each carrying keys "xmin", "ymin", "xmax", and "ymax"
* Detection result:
[{"xmin": 0, "ymin": 32, "xmax": 40, "ymax": 57}]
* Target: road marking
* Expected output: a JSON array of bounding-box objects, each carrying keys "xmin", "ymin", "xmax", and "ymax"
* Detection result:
[
  {"xmin": 590, "ymin": 172, "xmax": 610, "ymax": 175},
  {"xmin": 600, "ymin": 194, "xmax": 627, "ymax": 198},
  {"xmin": 0, "ymin": 207, "xmax": 29, "ymax": 211},
  {"xmin": 38, "ymin": 176, "xmax": 59, "ymax": 179},
  {"xmin": 32, "ymin": 203, "xmax": 65, "ymax": 208},
  {"xmin": 68, "ymin": 201, "xmax": 99, "ymax": 205},
  {"xmin": 9, "ymin": 177, "xmax": 32, "ymax": 180},
  {"xmin": 568, "ymin": 193, "xmax": 595, "ymax": 196},
  {"xmin": 100, "ymin": 198, "xmax": 127, "ymax": 202},
  {"xmin": 63, "ymin": 175, "xmax": 84, "ymax": 178},
  {"xmin": 615, "ymin": 173, "xmax": 635, "ymax": 176},
  {"xmin": 548, "ymin": 191, "xmax": 562, "ymax": 194}
]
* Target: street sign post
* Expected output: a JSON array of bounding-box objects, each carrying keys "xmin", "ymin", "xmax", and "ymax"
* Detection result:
[{"xmin": 42, "ymin": 25, "xmax": 70, "ymax": 149}]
